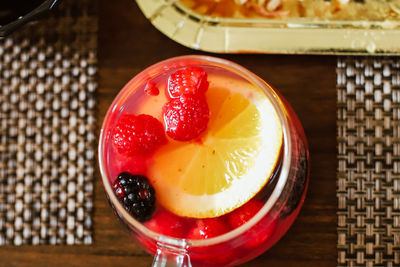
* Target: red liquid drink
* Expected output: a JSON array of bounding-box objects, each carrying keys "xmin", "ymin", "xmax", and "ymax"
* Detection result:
[{"xmin": 99, "ymin": 55, "xmax": 309, "ymax": 267}]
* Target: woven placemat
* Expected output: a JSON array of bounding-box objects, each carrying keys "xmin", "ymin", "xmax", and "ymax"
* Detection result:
[
  {"xmin": 337, "ymin": 57, "xmax": 400, "ymax": 266},
  {"xmin": 0, "ymin": 0, "xmax": 97, "ymax": 245}
]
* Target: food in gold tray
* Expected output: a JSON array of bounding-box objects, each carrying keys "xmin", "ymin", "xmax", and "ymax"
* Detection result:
[{"xmin": 180, "ymin": 0, "xmax": 400, "ymax": 20}]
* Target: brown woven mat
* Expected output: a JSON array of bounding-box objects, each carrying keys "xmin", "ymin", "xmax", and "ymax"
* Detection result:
[
  {"xmin": 337, "ymin": 57, "xmax": 400, "ymax": 266},
  {"xmin": 0, "ymin": 0, "xmax": 97, "ymax": 245}
]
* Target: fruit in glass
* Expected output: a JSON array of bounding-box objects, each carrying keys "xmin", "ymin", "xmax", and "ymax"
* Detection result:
[{"xmin": 98, "ymin": 55, "xmax": 309, "ymax": 267}]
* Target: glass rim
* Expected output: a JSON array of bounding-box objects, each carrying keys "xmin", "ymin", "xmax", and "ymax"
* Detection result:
[{"xmin": 98, "ymin": 55, "xmax": 293, "ymax": 248}]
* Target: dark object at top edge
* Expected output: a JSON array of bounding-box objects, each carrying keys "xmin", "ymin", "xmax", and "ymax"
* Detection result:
[{"xmin": 0, "ymin": 0, "xmax": 60, "ymax": 38}]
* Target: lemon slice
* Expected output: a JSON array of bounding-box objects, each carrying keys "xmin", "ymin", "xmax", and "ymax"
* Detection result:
[{"xmin": 148, "ymin": 75, "xmax": 283, "ymax": 218}]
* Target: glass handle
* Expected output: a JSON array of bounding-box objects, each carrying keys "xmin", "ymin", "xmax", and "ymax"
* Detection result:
[{"xmin": 152, "ymin": 243, "xmax": 191, "ymax": 267}]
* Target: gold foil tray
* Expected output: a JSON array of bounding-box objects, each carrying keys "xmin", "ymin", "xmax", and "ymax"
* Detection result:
[{"xmin": 136, "ymin": 0, "xmax": 400, "ymax": 55}]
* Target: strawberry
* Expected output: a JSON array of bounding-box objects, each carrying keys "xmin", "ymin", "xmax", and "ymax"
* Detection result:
[
  {"xmin": 229, "ymin": 199, "xmax": 278, "ymax": 249},
  {"xmin": 112, "ymin": 114, "xmax": 166, "ymax": 156},
  {"xmin": 244, "ymin": 219, "xmax": 277, "ymax": 249},
  {"xmin": 228, "ymin": 199, "xmax": 264, "ymax": 229},
  {"xmin": 145, "ymin": 210, "xmax": 188, "ymax": 238},
  {"xmin": 163, "ymin": 94, "xmax": 209, "ymax": 141},
  {"xmin": 187, "ymin": 218, "xmax": 229, "ymax": 240},
  {"xmin": 144, "ymin": 81, "xmax": 159, "ymax": 96},
  {"xmin": 167, "ymin": 66, "xmax": 209, "ymax": 98}
]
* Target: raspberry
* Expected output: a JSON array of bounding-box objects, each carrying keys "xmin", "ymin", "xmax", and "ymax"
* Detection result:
[
  {"xmin": 113, "ymin": 172, "xmax": 156, "ymax": 222},
  {"xmin": 145, "ymin": 210, "xmax": 188, "ymax": 238},
  {"xmin": 187, "ymin": 218, "xmax": 229, "ymax": 240},
  {"xmin": 144, "ymin": 81, "xmax": 159, "ymax": 96},
  {"xmin": 112, "ymin": 114, "xmax": 166, "ymax": 156},
  {"xmin": 163, "ymin": 94, "xmax": 209, "ymax": 141},
  {"xmin": 167, "ymin": 66, "xmax": 209, "ymax": 98},
  {"xmin": 228, "ymin": 199, "xmax": 263, "ymax": 229}
]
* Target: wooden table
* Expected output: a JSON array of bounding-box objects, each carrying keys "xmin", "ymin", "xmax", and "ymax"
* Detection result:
[{"xmin": 1, "ymin": 0, "xmax": 337, "ymax": 266}]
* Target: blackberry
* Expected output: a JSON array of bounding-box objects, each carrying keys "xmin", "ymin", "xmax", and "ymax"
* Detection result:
[{"xmin": 113, "ymin": 172, "xmax": 156, "ymax": 222}]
